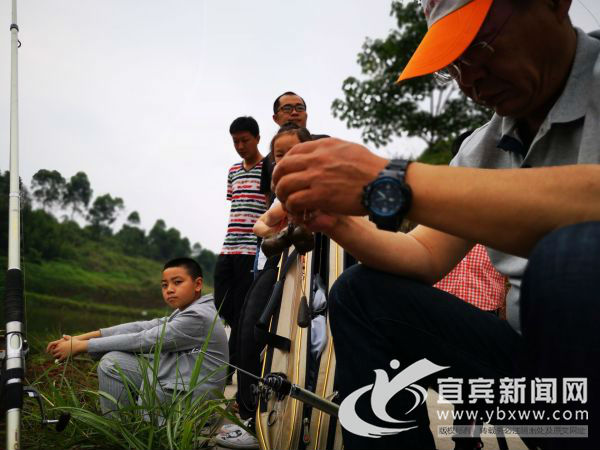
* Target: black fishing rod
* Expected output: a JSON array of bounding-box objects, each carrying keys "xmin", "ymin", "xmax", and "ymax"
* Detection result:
[
  {"xmin": 2, "ymin": 2, "xmax": 69, "ymax": 447},
  {"xmin": 197, "ymin": 349, "xmax": 339, "ymax": 418}
]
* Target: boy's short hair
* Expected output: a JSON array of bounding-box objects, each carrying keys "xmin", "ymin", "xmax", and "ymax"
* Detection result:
[
  {"xmin": 273, "ymin": 91, "xmax": 306, "ymax": 114},
  {"xmin": 229, "ymin": 116, "xmax": 260, "ymax": 138},
  {"xmin": 163, "ymin": 257, "xmax": 203, "ymax": 279}
]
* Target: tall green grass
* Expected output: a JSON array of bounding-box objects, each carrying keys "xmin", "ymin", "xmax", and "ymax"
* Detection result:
[{"xmin": 20, "ymin": 320, "xmax": 236, "ymax": 450}]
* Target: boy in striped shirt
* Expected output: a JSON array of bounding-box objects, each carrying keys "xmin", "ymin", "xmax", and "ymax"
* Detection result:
[{"xmin": 214, "ymin": 116, "xmax": 267, "ymax": 382}]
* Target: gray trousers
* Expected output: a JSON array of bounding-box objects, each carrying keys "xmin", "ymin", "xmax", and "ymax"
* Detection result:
[{"xmin": 97, "ymin": 351, "xmax": 171, "ymax": 415}]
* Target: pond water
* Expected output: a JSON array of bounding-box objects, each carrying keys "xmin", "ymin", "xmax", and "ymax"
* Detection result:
[{"xmin": 25, "ymin": 297, "xmax": 154, "ymax": 338}]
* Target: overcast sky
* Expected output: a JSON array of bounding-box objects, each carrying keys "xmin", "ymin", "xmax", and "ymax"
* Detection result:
[{"xmin": 1, "ymin": 1, "xmax": 599, "ymax": 253}]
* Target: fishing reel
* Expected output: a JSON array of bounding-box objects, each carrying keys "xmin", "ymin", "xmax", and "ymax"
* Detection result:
[
  {"xmin": 23, "ymin": 386, "xmax": 71, "ymax": 432},
  {"xmin": 257, "ymin": 372, "xmax": 339, "ymax": 418},
  {"xmin": 0, "ymin": 331, "xmax": 70, "ymax": 433},
  {"xmin": 252, "ymin": 372, "xmax": 288, "ymax": 406},
  {"xmin": 261, "ymin": 224, "xmax": 315, "ymax": 258}
]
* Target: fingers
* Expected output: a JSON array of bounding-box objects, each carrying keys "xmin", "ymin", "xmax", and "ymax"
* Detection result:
[
  {"xmin": 272, "ymin": 153, "xmax": 311, "ymax": 188},
  {"xmin": 49, "ymin": 341, "xmax": 71, "ymax": 361},
  {"xmin": 47, "ymin": 334, "xmax": 72, "ymax": 353},
  {"xmin": 275, "ymin": 169, "xmax": 313, "ymax": 204},
  {"xmin": 289, "ymin": 211, "xmax": 340, "ymax": 234},
  {"xmin": 286, "ymin": 139, "xmax": 333, "ymax": 157},
  {"xmin": 281, "ymin": 189, "xmax": 323, "ymax": 214},
  {"xmin": 46, "ymin": 339, "xmax": 61, "ymax": 353},
  {"xmin": 51, "ymin": 348, "xmax": 67, "ymax": 361}
]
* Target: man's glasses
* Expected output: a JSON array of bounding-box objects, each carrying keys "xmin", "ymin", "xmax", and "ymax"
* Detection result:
[
  {"xmin": 434, "ymin": 41, "xmax": 495, "ymax": 84},
  {"xmin": 433, "ymin": 0, "xmax": 514, "ymax": 85},
  {"xmin": 278, "ymin": 103, "xmax": 306, "ymax": 113}
]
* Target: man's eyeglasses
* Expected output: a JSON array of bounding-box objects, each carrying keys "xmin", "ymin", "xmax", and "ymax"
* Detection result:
[
  {"xmin": 434, "ymin": 0, "xmax": 514, "ymax": 84},
  {"xmin": 278, "ymin": 103, "xmax": 306, "ymax": 113},
  {"xmin": 435, "ymin": 41, "xmax": 495, "ymax": 84}
]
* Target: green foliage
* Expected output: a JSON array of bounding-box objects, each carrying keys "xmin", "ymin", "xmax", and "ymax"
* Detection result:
[
  {"xmin": 417, "ymin": 139, "xmax": 454, "ymax": 165},
  {"xmin": 194, "ymin": 246, "xmax": 217, "ymax": 286},
  {"xmin": 116, "ymin": 224, "xmax": 148, "ymax": 258},
  {"xmin": 127, "ymin": 211, "xmax": 141, "ymax": 225},
  {"xmin": 63, "ymin": 171, "xmax": 93, "ymax": 219},
  {"xmin": 331, "ymin": 0, "xmax": 491, "ymax": 151},
  {"xmin": 148, "ymin": 219, "xmax": 192, "ymax": 262},
  {"xmin": 31, "ymin": 169, "xmax": 67, "ymax": 211},
  {"xmin": 87, "ymin": 193, "xmax": 125, "ymax": 236}
]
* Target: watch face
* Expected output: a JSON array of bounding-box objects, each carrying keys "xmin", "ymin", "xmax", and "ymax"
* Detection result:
[{"xmin": 369, "ymin": 178, "xmax": 403, "ymax": 217}]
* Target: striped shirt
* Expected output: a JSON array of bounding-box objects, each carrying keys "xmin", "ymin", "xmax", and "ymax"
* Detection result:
[{"xmin": 220, "ymin": 160, "xmax": 267, "ymax": 255}]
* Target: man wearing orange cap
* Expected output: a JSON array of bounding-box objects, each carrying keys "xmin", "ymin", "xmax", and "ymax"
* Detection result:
[{"xmin": 272, "ymin": 0, "xmax": 600, "ymax": 448}]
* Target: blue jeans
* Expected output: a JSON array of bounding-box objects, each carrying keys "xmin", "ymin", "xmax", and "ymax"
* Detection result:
[{"xmin": 330, "ymin": 222, "xmax": 600, "ymax": 450}]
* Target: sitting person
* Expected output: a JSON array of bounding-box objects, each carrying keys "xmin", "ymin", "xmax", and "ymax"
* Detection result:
[{"xmin": 46, "ymin": 257, "xmax": 229, "ymax": 415}]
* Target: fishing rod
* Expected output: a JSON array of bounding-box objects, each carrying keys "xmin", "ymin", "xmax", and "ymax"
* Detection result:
[
  {"xmin": 3, "ymin": 1, "xmax": 26, "ymax": 448},
  {"xmin": 2, "ymin": 2, "xmax": 69, "ymax": 448},
  {"xmin": 196, "ymin": 349, "xmax": 339, "ymax": 417}
]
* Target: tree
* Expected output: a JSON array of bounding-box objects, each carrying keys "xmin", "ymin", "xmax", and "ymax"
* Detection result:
[
  {"xmin": 127, "ymin": 211, "xmax": 141, "ymax": 225},
  {"xmin": 147, "ymin": 219, "xmax": 192, "ymax": 261},
  {"xmin": 196, "ymin": 247, "xmax": 217, "ymax": 285},
  {"xmin": 31, "ymin": 169, "xmax": 66, "ymax": 211},
  {"xmin": 331, "ymin": 1, "xmax": 491, "ymax": 164},
  {"xmin": 116, "ymin": 211, "xmax": 146, "ymax": 255},
  {"xmin": 87, "ymin": 193, "xmax": 124, "ymax": 235},
  {"xmin": 191, "ymin": 242, "xmax": 202, "ymax": 258},
  {"xmin": 63, "ymin": 172, "xmax": 93, "ymax": 219}
]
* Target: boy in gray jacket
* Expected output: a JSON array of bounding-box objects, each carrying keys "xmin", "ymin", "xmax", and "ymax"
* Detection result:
[{"xmin": 46, "ymin": 257, "xmax": 229, "ymax": 414}]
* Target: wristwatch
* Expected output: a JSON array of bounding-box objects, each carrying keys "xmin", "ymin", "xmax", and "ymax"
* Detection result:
[{"xmin": 362, "ymin": 159, "xmax": 412, "ymax": 232}]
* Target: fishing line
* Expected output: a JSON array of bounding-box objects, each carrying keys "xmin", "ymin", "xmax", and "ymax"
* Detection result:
[
  {"xmin": 576, "ymin": 0, "xmax": 600, "ymax": 28},
  {"xmin": 193, "ymin": 347, "xmax": 339, "ymax": 418}
]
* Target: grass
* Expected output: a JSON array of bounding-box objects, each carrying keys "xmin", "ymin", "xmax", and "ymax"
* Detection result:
[{"xmin": 8, "ymin": 318, "xmax": 234, "ymax": 450}]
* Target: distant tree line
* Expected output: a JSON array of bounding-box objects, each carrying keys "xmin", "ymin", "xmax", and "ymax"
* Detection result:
[{"xmin": 0, "ymin": 169, "xmax": 216, "ymax": 283}]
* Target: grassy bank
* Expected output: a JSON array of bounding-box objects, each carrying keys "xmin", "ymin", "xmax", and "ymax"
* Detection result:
[
  {"xmin": 10, "ymin": 330, "xmax": 232, "ymax": 450},
  {"xmin": 2, "ymin": 289, "xmax": 225, "ymax": 449}
]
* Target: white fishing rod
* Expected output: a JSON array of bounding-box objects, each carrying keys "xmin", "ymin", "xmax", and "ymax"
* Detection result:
[
  {"xmin": 3, "ymin": 0, "xmax": 26, "ymax": 448},
  {"xmin": 2, "ymin": 3, "xmax": 70, "ymax": 447}
]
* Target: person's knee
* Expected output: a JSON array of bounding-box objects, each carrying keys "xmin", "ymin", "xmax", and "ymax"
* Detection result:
[
  {"xmin": 528, "ymin": 221, "xmax": 600, "ymax": 274},
  {"xmin": 329, "ymin": 264, "xmax": 374, "ymax": 317},
  {"xmin": 522, "ymin": 221, "xmax": 600, "ymax": 324},
  {"xmin": 97, "ymin": 352, "xmax": 121, "ymax": 377},
  {"xmin": 329, "ymin": 264, "xmax": 426, "ymax": 326}
]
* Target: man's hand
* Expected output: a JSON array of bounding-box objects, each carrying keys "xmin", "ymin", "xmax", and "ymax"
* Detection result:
[
  {"xmin": 46, "ymin": 334, "xmax": 72, "ymax": 353},
  {"xmin": 289, "ymin": 210, "xmax": 342, "ymax": 235},
  {"xmin": 272, "ymin": 138, "xmax": 388, "ymax": 215},
  {"xmin": 49, "ymin": 338, "xmax": 87, "ymax": 362}
]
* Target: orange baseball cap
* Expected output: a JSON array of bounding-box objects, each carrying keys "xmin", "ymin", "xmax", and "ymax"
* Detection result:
[{"xmin": 397, "ymin": 0, "xmax": 494, "ymax": 83}]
